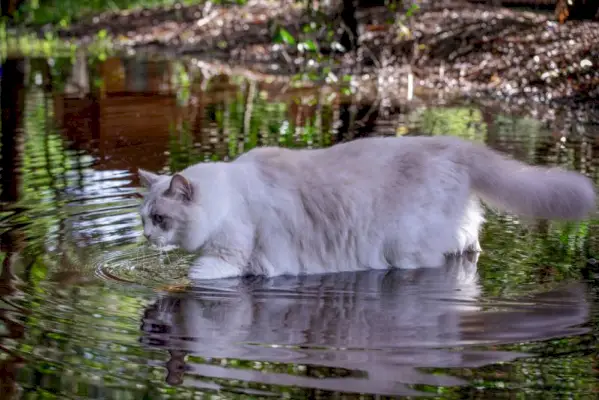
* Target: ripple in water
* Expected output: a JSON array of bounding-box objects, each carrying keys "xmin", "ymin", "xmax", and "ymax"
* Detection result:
[{"xmin": 97, "ymin": 246, "xmax": 196, "ymax": 287}]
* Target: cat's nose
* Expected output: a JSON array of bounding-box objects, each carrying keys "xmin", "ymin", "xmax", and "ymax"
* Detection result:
[{"xmin": 144, "ymin": 233, "xmax": 150, "ymax": 240}]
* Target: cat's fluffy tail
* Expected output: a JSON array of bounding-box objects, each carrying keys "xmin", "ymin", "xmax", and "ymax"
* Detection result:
[{"xmin": 463, "ymin": 142, "xmax": 596, "ymax": 220}]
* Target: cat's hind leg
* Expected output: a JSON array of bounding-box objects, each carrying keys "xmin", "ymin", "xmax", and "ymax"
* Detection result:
[{"xmin": 456, "ymin": 196, "xmax": 485, "ymax": 254}]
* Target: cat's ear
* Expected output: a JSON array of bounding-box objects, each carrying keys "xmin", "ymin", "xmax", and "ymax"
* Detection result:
[
  {"xmin": 167, "ymin": 174, "xmax": 194, "ymax": 202},
  {"xmin": 138, "ymin": 169, "xmax": 160, "ymax": 188}
]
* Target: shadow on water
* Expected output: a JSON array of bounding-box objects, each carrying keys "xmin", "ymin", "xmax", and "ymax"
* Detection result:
[{"xmin": 0, "ymin": 53, "xmax": 598, "ymax": 398}]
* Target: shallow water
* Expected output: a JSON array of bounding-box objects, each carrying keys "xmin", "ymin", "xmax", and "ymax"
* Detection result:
[{"xmin": 1, "ymin": 55, "xmax": 599, "ymax": 399}]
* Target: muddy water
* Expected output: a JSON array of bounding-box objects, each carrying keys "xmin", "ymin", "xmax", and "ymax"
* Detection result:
[{"xmin": 1, "ymin": 55, "xmax": 599, "ymax": 399}]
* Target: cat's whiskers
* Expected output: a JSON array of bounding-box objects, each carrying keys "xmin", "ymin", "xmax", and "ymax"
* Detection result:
[
  {"xmin": 155, "ymin": 238, "xmax": 175, "ymax": 267},
  {"xmin": 161, "ymin": 248, "xmax": 173, "ymax": 266}
]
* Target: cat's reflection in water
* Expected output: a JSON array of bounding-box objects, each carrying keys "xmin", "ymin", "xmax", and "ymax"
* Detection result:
[{"xmin": 139, "ymin": 253, "xmax": 590, "ymax": 396}]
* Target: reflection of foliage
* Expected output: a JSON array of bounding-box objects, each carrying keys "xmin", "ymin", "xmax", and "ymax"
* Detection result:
[
  {"xmin": 20, "ymin": 91, "xmax": 72, "ymax": 247},
  {"xmin": 0, "ymin": 31, "xmax": 119, "ymax": 65},
  {"xmin": 167, "ymin": 120, "xmax": 201, "ymax": 173},
  {"xmin": 413, "ymin": 104, "xmax": 598, "ymax": 298},
  {"xmin": 0, "ymin": 31, "xmax": 75, "ymax": 60},
  {"xmin": 11, "ymin": 283, "xmax": 191, "ymax": 398},
  {"xmin": 417, "ymin": 107, "xmax": 487, "ymax": 141},
  {"xmin": 477, "ymin": 213, "xmax": 591, "ymax": 298},
  {"xmin": 167, "ymin": 82, "xmax": 335, "ymax": 172}
]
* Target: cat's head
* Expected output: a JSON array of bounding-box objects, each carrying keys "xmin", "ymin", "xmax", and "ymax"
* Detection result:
[{"xmin": 137, "ymin": 169, "xmax": 196, "ymax": 249}]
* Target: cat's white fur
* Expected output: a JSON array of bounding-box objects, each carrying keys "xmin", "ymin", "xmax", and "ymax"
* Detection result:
[{"xmin": 138, "ymin": 136, "xmax": 596, "ymax": 280}]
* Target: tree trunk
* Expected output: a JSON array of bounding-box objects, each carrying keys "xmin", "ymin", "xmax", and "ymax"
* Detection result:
[{"xmin": 556, "ymin": 0, "xmax": 599, "ymax": 23}]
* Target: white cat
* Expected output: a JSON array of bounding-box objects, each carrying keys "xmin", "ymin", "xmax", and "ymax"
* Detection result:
[{"xmin": 137, "ymin": 136, "xmax": 596, "ymax": 280}]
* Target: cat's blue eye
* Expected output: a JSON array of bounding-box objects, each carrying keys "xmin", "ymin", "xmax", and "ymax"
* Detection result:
[{"xmin": 153, "ymin": 214, "xmax": 164, "ymax": 224}]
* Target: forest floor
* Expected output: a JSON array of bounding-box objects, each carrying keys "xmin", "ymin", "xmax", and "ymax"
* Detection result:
[{"xmin": 43, "ymin": 0, "xmax": 599, "ymax": 113}]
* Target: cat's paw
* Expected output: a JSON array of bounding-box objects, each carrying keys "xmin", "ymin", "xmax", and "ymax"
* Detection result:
[
  {"xmin": 188, "ymin": 257, "xmax": 242, "ymax": 281},
  {"xmin": 156, "ymin": 283, "xmax": 190, "ymax": 293}
]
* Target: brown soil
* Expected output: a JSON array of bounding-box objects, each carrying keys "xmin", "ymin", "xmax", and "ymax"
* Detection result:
[{"xmin": 54, "ymin": 0, "xmax": 599, "ymax": 112}]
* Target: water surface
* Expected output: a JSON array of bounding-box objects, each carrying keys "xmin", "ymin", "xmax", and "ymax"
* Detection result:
[{"xmin": 1, "ymin": 54, "xmax": 599, "ymax": 399}]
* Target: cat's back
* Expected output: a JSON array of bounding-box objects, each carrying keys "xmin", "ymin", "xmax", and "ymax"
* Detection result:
[
  {"xmin": 318, "ymin": 135, "xmax": 461, "ymax": 160},
  {"xmin": 233, "ymin": 145, "xmax": 315, "ymax": 185},
  {"xmin": 234, "ymin": 145, "xmax": 310, "ymax": 164},
  {"xmin": 238, "ymin": 136, "xmax": 460, "ymax": 164},
  {"xmin": 235, "ymin": 136, "xmax": 464, "ymax": 187},
  {"xmin": 305, "ymin": 136, "xmax": 464, "ymax": 179}
]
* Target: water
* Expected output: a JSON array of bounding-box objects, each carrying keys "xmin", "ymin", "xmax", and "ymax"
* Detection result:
[{"xmin": 1, "ymin": 54, "xmax": 599, "ymax": 399}]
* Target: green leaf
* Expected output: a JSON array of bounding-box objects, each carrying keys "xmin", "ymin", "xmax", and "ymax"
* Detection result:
[
  {"xmin": 274, "ymin": 27, "xmax": 296, "ymax": 45},
  {"xmin": 302, "ymin": 22, "xmax": 317, "ymax": 33},
  {"xmin": 300, "ymin": 40, "xmax": 318, "ymax": 52},
  {"xmin": 405, "ymin": 3, "xmax": 420, "ymax": 17}
]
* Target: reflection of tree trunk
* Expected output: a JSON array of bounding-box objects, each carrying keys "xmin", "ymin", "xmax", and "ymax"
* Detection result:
[
  {"xmin": 586, "ymin": 140, "xmax": 599, "ymax": 265},
  {"xmin": 339, "ymin": 0, "xmax": 358, "ymax": 52},
  {"xmin": 192, "ymin": 76, "xmax": 205, "ymax": 144},
  {"xmin": 0, "ymin": 0, "xmax": 24, "ymax": 18},
  {"xmin": 0, "ymin": 351, "xmax": 24, "ymax": 400},
  {"xmin": 336, "ymin": 101, "xmax": 379, "ymax": 142},
  {"xmin": 0, "ymin": 231, "xmax": 24, "ymax": 298},
  {"xmin": 534, "ymin": 137, "xmax": 552, "ymax": 167},
  {"xmin": 337, "ymin": 101, "xmax": 355, "ymax": 142},
  {"xmin": 0, "ymin": 229, "xmax": 26, "ymax": 400},
  {"xmin": 535, "ymin": 219, "xmax": 550, "ymax": 238},
  {"xmin": 28, "ymin": 58, "xmax": 53, "ymax": 92},
  {"xmin": 0, "ymin": 68, "xmax": 32, "ymax": 400},
  {"xmin": 315, "ymin": 89, "xmax": 325, "ymax": 147},
  {"xmin": 0, "ymin": 63, "xmax": 27, "ymax": 400},
  {"xmin": 165, "ymin": 350, "xmax": 188, "ymax": 386},
  {"xmin": 40, "ymin": 59, "xmax": 53, "ymax": 92},
  {"xmin": 44, "ymin": 95, "xmax": 58, "ymax": 194},
  {"xmin": 243, "ymin": 80, "xmax": 256, "ymax": 150},
  {"xmin": 0, "ymin": 59, "xmax": 26, "ymax": 203},
  {"xmin": 65, "ymin": 48, "xmax": 90, "ymax": 97},
  {"xmin": 572, "ymin": 135, "xmax": 583, "ymax": 173},
  {"xmin": 482, "ymin": 106, "xmax": 499, "ymax": 150}
]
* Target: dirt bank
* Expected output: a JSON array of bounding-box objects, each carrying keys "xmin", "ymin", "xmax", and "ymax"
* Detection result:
[{"xmin": 53, "ymin": 0, "xmax": 599, "ymax": 113}]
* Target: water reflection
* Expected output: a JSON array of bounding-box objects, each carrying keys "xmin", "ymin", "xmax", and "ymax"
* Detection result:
[
  {"xmin": 140, "ymin": 253, "xmax": 589, "ymax": 396},
  {"xmin": 0, "ymin": 58, "xmax": 26, "ymax": 203},
  {"xmin": 0, "ymin": 230, "xmax": 27, "ymax": 400},
  {"xmin": 0, "ymin": 58, "xmax": 28, "ymax": 400},
  {"xmin": 0, "ymin": 53, "xmax": 598, "ymax": 398}
]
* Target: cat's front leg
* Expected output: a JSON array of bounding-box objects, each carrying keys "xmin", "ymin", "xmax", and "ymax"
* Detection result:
[{"xmin": 188, "ymin": 256, "xmax": 243, "ymax": 281}]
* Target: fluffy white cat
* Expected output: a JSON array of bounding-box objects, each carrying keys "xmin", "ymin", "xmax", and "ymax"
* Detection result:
[{"xmin": 137, "ymin": 136, "xmax": 596, "ymax": 280}]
